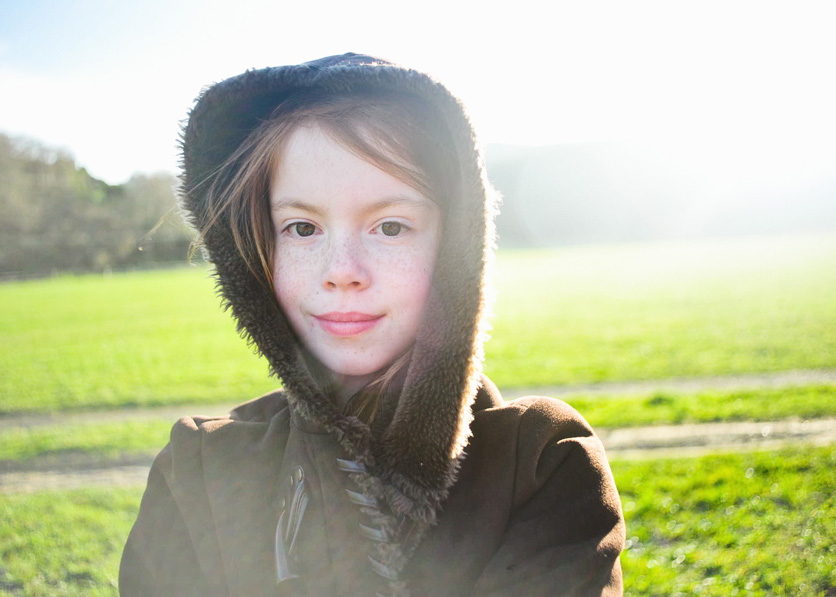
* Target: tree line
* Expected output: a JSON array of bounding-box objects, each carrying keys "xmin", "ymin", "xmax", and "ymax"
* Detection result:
[
  {"xmin": 6, "ymin": 131, "xmax": 832, "ymax": 278},
  {"xmin": 0, "ymin": 133, "xmax": 193, "ymax": 277}
]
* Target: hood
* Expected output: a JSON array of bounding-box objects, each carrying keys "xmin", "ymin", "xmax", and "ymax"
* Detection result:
[{"xmin": 180, "ymin": 53, "xmax": 496, "ymax": 525}]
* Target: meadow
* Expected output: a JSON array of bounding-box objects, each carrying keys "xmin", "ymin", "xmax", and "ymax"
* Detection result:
[
  {"xmin": 2, "ymin": 233, "xmax": 835, "ymax": 596},
  {"xmin": 3, "ymin": 384, "xmax": 835, "ymax": 466},
  {"xmin": 1, "ymin": 446, "xmax": 833, "ymax": 596},
  {"xmin": 2, "ymin": 233, "xmax": 835, "ymax": 414},
  {"xmin": 615, "ymin": 445, "xmax": 836, "ymax": 596}
]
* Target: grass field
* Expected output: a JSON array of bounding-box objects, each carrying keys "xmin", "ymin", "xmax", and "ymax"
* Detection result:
[
  {"xmin": 0, "ymin": 488, "xmax": 138, "ymax": 596},
  {"xmin": 2, "ymin": 234, "xmax": 835, "ymax": 596},
  {"xmin": 566, "ymin": 383, "xmax": 836, "ymax": 428},
  {"xmin": 0, "ymin": 268, "xmax": 276, "ymax": 414},
  {"xmin": 0, "ymin": 420, "xmax": 172, "ymax": 463},
  {"xmin": 487, "ymin": 234, "xmax": 836, "ymax": 385},
  {"xmin": 1, "ymin": 446, "xmax": 832, "ymax": 596},
  {"xmin": 614, "ymin": 446, "xmax": 836, "ymax": 596},
  {"xmin": 2, "ymin": 233, "xmax": 835, "ymax": 414},
  {"xmin": 2, "ymin": 384, "xmax": 834, "ymax": 465}
]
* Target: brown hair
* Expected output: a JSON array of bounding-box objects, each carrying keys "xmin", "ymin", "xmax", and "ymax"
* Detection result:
[
  {"xmin": 196, "ymin": 87, "xmax": 459, "ymax": 422},
  {"xmin": 197, "ymin": 87, "xmax": 458, "ymax": 290}
]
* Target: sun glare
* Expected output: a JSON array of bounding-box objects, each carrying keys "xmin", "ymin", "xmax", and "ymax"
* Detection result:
[{"xmin": 1, "ymin": 0, "xmax": 834, "ymax": 189}]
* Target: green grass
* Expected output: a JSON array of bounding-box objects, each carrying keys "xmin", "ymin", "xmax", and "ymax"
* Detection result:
[
  {"xmin": 2, "ymin": 234, "xmax": 833, "ymax": 596},
  {"xmin": 1, "ymin": 447, "xmax": 833, "ymax": 595},
  {"xmin": 488, "ymin": 234, "xmax": 836, "ymax": 386},
  {"xmin": 2, "ymin": 234, "xmax": 835, "ymax": 413},
  {"xmin": 0, "ymin": 487, "xmax": 141, "ymax": 596},
  {"xmin": 2, "ymin": 384, "xmax": 834, "ymax": 466},
  {"xmin": 614, "ymin": 445, "xmax": 836, "ymax": 596},
  {"xmin": 568, "ymin": 383, "xmax": 836, "ymax": 428},
  {"xmin": 0, "ymin": 267, "xmax": 277, "ymax": 413},
  {"xmin": 0, "ymin": 420, "xmax": 172, "ymax": 463}
]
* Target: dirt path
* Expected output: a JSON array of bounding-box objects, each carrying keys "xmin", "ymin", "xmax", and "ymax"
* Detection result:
[
  {"xmin": 3, "ymin": 417, "xmax": 835, "ymax": 494},
  {"xmin": 1, "ymin": 465, "xmax": 153, "ymax": 493},
  {"xmin": 2, "ymin": 369, "xmax": 835, "ymax": 493},
  {"xmin": 3, "ymin": 368, "xmax": 835, "ymax": 432},
  {"xmin": 600, "ymin": 417, "xmax": 836, "ymax": 459},
  {"xmin": 501, "ymin": 368, "xmax": 836, "ymax": 400}
]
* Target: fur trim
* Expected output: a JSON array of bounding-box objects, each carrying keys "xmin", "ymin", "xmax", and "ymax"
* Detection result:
[{"xmin": 180, "ymin": 52, "xmax": 496, "ymax": 563}]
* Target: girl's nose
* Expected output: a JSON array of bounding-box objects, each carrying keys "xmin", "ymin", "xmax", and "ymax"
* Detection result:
[{"xmin": 322, "ymin": 235, "xmax": 371, "ymax": 291}]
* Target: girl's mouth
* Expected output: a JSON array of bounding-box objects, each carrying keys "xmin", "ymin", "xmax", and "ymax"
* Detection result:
[{"xmin": 314, "ymin": 312, "xmax": 383, "ymax": 336}]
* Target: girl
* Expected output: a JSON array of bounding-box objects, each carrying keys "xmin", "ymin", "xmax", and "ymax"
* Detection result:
[{"xmin": 121, "ymin": 53, "xmax": 624, "ymax": 596}]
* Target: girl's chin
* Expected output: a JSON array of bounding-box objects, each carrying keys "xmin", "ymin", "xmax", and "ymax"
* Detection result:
[
  {"xmin": 318, "ymin": 353, "xmax": 396, "ymax": 382},
  {"xmin": 327, "ymin": 357, "xmax": 396, "ymax": 382},
  {"xmin": 325, "ymin": 369, "xmax": 381, "ymax": 403},
  {"xmin": 329, "ymin": 367, "xmax": 384, "ymax": 386}
]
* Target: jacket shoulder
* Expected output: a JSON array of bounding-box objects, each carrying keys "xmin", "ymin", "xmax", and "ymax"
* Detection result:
[
  {"xmin": 480, "ymin": 395, "xmax": 614, "ymax": 504},
  {"xmin": 501, "ymin": 394, "xmax": 596, "ymax": 438},
  {"xmin": 468, "ymin": 395, "xmax": 624, "ymax": 595},
  {"xmin": 161, "ymin": 390, "xmax": 293, "ymax": 495},
  {"xmin": 228, "ymin": 388, "xmax": 289, "ymax": 422},
  {"xmin": 473, "ymin": 394, "xmax": 597, "ymax": 459},
  {"xmin": 120, "ymin": 391, "xmax": 292, "ymax": 595},
  {"xmin": 154, "ymin": 389, "xmax": 289, "ymax": 466}
]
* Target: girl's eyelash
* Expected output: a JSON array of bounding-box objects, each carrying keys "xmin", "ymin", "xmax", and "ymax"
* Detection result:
[
  {"xmin": 282, "ymin": 221, "xmax": 318, "ymax": 237},
  {"xmin": 374, "ymin": 220, "xmax": 412, "ymax": 236},
  {"xmin": 280, "ymin": 220, "xmax": 413, "ymax": 237}
]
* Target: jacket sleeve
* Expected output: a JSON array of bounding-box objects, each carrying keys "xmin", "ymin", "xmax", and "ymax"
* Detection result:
[
  {"xmin": 473, "ymin": 397, "xmax": 625, "ymax": 597},
  {"xmin": 119, "ymin": 418, "xmax": 219, "ymax": 597}
]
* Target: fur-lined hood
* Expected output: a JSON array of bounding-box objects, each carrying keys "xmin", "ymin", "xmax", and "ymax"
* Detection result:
[
  {"xmin": 123, "ymin": 54, "xmax": 623, "ymax": 596},
  {"xmin": 180, "ymin": 53, "xmax": 496, "ymax": 524}
]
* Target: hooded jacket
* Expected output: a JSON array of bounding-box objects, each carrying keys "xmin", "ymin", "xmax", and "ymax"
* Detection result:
[{"xmin": 120, "ymin": 53, "xmax": 624, "ymax": 596}]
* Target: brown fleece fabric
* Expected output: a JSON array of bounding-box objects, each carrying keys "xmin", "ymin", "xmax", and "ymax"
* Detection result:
[
  {"xmin": 120, "ymin": 53, "xmax": 624, "ymax": 595},
  {"xmin": 121, "ymin": 380, "xmax": 623, "ymax": 596}
]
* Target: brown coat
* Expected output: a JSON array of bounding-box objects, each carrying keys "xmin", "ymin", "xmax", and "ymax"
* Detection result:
[
  {"xmin": 120, "ymin": 53, "xmax": 624, "ymax": 596},
  {"xmin": 120, "ymin": 377, "xmax": 623, "ymax": 596}
]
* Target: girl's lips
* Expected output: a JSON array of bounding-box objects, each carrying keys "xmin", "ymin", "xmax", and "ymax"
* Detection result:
[{"xmin": 314, "ymin": 312, "xmax": 383, "ymax": 336}]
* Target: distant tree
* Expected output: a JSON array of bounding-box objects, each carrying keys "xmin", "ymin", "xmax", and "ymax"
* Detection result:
[
  {"xmin": 122, "ymin": 172, "xmax": 194, "ymax": 263},
  {"xmin": 0, "ymin": 132, "xmax": 193, "ymax": 276}
]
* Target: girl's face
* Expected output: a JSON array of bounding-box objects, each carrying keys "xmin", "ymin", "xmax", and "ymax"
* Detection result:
[{"xmin": 270, "ymin": 124, "xmax": 441, "ymax": 391}]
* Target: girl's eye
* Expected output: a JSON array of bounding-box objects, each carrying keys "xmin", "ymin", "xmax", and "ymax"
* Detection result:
[
  {"xmin": 290, "ymin": 222, "xmax": 316, "ymax": 237},
  {"xmin": 380, "ymin": 221, "xmax": 403, "ymax": 237}
]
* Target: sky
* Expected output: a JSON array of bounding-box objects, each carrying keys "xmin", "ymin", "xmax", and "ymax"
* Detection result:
[{"xmin": 1, "ymin": 0, "xmax": 836, "ymax": 186}]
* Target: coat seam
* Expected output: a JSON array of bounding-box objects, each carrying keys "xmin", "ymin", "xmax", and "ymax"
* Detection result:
[
  {"xmin": 300, "ymin": 428, "xmax": 338, "ymax": 593},
  {"xmin": 510, "ymin": 402, "xmax": 533, "ymax": 513},
  {"xmin": 197, "ymin": 425, "xmax": 233, "ymax": 597}
]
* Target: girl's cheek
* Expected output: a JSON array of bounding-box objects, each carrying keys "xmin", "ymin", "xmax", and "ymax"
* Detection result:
[
  {"xmin": 274, "ymin": 244, "xmax": 316, "ymax": 295},
  {"xmin": 379, "ymin": 247, "xmax": 436, "ymax": 288},
  {"xmin": 276, "ymin": 237, "xmax": 319, "ymax": 265}
]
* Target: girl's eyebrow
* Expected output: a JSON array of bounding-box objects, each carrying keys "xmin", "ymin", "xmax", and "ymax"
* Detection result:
[
  {"xmin": 270, "ymin": 199, "xmax": 324, "ymax": 216},
  {"xmin": 271, "ymin": 195, "xmax": 434, "ymax": 215},
  {"xmin": 360, "ymin": 195, "xmax": 435, "ymax": 216}
]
